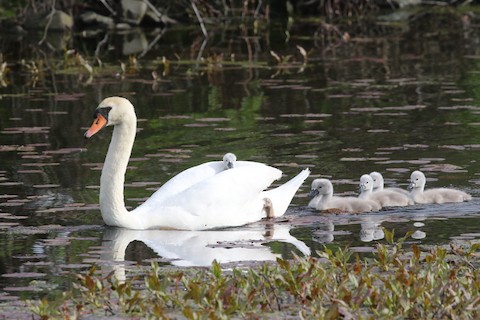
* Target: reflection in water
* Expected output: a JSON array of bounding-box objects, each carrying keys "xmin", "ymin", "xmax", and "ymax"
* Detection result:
[
  {"xmin": 312, "ymin": 221, "xmax": 335, "ymax": 244},
  {"xmin": 359, "ymin": 216, "xmax": 385, "ymax": 243},
  {"xmin": 312, "ymin": 216, "xmax": 386, "ymax": 244},
  {"xmin": 411, "ymin": 230, "xmax": 426, "ymax": 239},
  {"xmin": 101, "ymin": 223, "xmax": 310, "ymax": 281}
]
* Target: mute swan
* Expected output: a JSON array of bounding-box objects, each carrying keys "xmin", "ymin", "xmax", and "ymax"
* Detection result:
[
  {"xmin": 84, "ymin": 97, "xmax": 310, "ymax": 230},
  {"xmin": 308, "ymin": 178, "xmax": 381, "ymax": 213},
  {"xmin": 369, "ymin": 171, "xmax": 409, "ymax": 196},
  {"xmin": 408, "ymin": 170, "xmax": 471, "ymax": 204},
  {"xmin": 359, "ymin": 174, "xmax": 413, "ymax": 207}
]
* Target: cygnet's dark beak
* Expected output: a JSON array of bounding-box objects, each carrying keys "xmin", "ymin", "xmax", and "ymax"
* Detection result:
[
  {"xmin": 309, "ymin": 189, "xmax": 319, "ymax": 198},
  {"xmin": 226, "ymin": 161, "xmax": 234, "ymax": 169}
]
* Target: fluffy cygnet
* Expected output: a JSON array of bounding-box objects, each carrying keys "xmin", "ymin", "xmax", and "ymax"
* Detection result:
[
  {"xmin": 369, "ymin": 171, "xmax": 409, "ymax": 196},
  {"xmin": 309, "ymin": 178, "xmax": 381, "ymax": 213},
  {"xmin": 359, "ymin": 174, "xmax": 413, "ymax": 207},
  {"xmin": 408, "ymin": 170, "xmax": 472, "ymax": 204},
  {"xmin": 222, "ymin": 152, "xmax": 237, "ymax": 169}
]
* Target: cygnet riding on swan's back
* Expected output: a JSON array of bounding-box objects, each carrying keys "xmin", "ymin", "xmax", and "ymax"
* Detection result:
[
  {"xmin": 359, "ymin": 174, "xmax": 413, "ymax": 207},
  {"xmin": 308, "ymin": 178, "xmax": 381, "ymax": 213},
  {"xmin": 222, "ymin": 152, "xmax": 236, "ymax": 169},
  {"xmin": 408, "ymin": 170, "xmax": 471, "ymax": 204},
  {"xmin": 369, "ymin": 171, "xmax": 409, "ymax": 196},
  {"xmin": 84, "ymin": 97, "xmax": 310, "ymax": 230}
]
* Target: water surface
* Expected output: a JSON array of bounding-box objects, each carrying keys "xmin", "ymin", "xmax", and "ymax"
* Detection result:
[{"xmin": 0, "ymin": 9, "xmax": 479, "ymax": 303}]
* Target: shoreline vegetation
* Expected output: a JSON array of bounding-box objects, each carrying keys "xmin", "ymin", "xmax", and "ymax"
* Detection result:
[{"xmin": 22, "ymin": 230, "xmax": 480, "ymax": 319}]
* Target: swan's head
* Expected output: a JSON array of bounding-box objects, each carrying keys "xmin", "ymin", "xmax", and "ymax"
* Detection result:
[
  {"xmin": 369, "ymin": 171, "xmax": 384, "ymax": 190},
  {"xmin": 222, "ymin": 152, "xmax": 237, "ymax": 169},
  {"xmin": 84, "ymin": 96, "xmax": 136, "ymax": 139},
  {"xmin": 359, "ymin": 174, "xmax": 374, "ymax": 192},
  {"xmin": 309, "ymin": 179, "xmax": 334, "ymax": 198},
  {"xmin": 408, "ymin": 170, "xmax": 426, "ymax": 190}
]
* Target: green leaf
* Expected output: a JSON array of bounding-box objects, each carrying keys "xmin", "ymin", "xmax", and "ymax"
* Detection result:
[{"xmin": 211, "ymin": 260, "xmax": 222, "ymax": 279}]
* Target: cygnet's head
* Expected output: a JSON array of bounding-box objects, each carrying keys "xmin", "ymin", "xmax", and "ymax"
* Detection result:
[
  {"xmin": 85, "ymin": 96, "xmax": 136, "ymax": 139},
  {"xmin": 359, "ymin": 174, "xmax": 374, "ymax": 193},
  {"xmin": 408, "ymin": 170, "xmax": 426, "ymax": 190},
  {"xmin": 309, "ymin": 179, "xmax": 334, "ymax": 198},
  {"xmin": 369, "ymin": 171, "xmax": 384, "ymax": 190},
  {"xmin": 222, "ymin": 153, "xmax": 237, "ymax": 169}
]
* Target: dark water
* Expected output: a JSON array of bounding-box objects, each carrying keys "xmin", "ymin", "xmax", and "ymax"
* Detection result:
[{"xmin": 1, "ymin": 9, "xmax": 480, "ymax": 303}]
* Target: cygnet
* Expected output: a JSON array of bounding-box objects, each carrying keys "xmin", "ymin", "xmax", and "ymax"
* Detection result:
[
  {"xmin": 309, "ymin": 178, "xmax": 381, "ymax": 213},
  {"xmin": 369, "ymin": 171, "xmax": 409, "ymax": 196},
  {"xmin": 222, "ymin": 152, "xmax": 237, "ymax": 169},
  {"xmin": 359, "ymin": 174, "xmax": 413, "ymax": 207},
  {"xmin": 408, "ymin": 170, "xmax": 472, "ymax": 204}
]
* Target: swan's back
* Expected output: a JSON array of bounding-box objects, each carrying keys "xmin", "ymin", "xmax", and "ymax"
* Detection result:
[
  {"xmin": 414, "ymin": 188, "xmax": 472, "ymax": 204},
  {"xmin": 368, "ymin": 189, "xmax": 413, "ymax": 207},
  {"xmin": 134, "ymin": 165, "xmax": 282, "ymax": 230},
  {"xmin": 327, "ymin": 196, "xmax": 381, "ymax": 213},
  {"xmin": 141, "ymin": 160, "xmax": 272, "ymax": 207}
]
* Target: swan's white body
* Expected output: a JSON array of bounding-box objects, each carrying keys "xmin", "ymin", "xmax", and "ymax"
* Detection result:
[
  {"xmin": 408, "ymin": 170, "xmax": 471, "ymax": 204},
  {"xmin": 85, "ymin": 97, "xmax": 310, "ymax": 230},
  {"xmin": 308, "ymin": 178, "xmax": 381, "ymax": 213},
  {"xmin": 359, "ymin": 174, "xmax": 413, "ymax": 207},
  {"xmin": 369, "ymin": 171, "xmax": 409, "ymax": 196}
]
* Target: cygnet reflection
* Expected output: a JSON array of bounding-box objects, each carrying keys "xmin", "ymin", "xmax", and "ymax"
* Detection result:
[
  {"xmin": 359, "ymin": 216, "xmax": 385, "ymax": 242},
  {"xmin": 312, "ymin": 221, "xmax": 335, "ymax": 244},
  {"xmin": 411, "ymin": 230, "xmax": 426, "ymax": 239},
  {"xmin": 100, "ymin": 223, "xmax": 311, "ymax": 281}
]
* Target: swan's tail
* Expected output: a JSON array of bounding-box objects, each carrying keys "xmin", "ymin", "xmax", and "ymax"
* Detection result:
[{"xmin": 261, "ymin": 168, "xmax": 310, "ymax": 218}]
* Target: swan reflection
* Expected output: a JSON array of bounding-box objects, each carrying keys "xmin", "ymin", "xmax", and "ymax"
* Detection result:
[{"xmin": 100, "ymin": 223, "xmax": 310, "ymax": 280}]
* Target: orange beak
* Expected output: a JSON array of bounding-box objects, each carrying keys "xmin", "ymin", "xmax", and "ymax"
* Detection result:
[{"xmin": 84, "ymin": 113, "xmax": 108, "ymax": 138}]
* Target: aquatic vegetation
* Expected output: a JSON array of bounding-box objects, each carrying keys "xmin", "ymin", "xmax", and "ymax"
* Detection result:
[{"xmin": 27, "ymin": 231, "xmax": 480, "ymax": 319}]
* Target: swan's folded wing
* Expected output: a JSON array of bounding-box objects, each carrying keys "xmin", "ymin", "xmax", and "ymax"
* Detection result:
[
  {"xmin": 164, "ymin": 165, "xmax": 282, "ymax": 210},
  {"xmin": 143, "ymin": 161, "xmax": 223, "ymax": 206},
  {"xmin": 153, "ymin": 165, "xmax": 282, "ymax": 229}
]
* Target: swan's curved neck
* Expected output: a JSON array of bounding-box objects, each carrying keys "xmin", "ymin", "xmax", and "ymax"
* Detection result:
[{"xmin": 100, "ymin": 118, "xmax": 138, "ymax": 228}]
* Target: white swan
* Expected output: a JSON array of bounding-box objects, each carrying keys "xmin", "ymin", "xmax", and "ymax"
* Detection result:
[
  {"xmin": 308, "ymin": 178, "xmax": 381, "ymax": 213},
  {"xmin": 359, "ymin": 174, "xmax": 413, "ymax": 207},
  {"xmin": 369, "ymin": 171, "xmax": 410, "ymax": 196},
  {"xmin": 408, "ymin": 170, "xmax": 472, "ymax": 204},
  {"xmin": 84, "ymin": 97, "xmax": 310, "ymax": 230}
]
